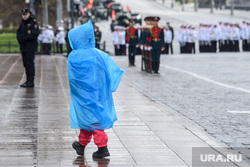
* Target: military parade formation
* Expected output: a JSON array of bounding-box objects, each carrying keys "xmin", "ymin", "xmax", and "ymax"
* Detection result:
[
  {"xmin": 177, "ymin": 21, "xmax": 250, "ymax": 53},
  {"xmin": 111, "ymin": 17, "xmax": 250, "ymax": 74},
  {"xmin": 112, "ymin": 16, "xmax": 167, "ymax": 74}
]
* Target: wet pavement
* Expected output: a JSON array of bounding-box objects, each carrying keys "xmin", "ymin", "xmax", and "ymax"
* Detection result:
[{"xmin": 0, "ymin": 54, "xmax": 249, "ymax": 167}]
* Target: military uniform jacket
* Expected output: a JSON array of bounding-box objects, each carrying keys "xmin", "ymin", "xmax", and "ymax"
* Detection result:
[
  {"xmin": 95, "ymin": 30, "xmax": 102, "ymax": 44},
  {"xmin": 149, "ymin": 26, "xmax": 165, "ymax": 49},
  {"xmin": 125, "ymin": 26, "xmax": 138, "ymax": 46},
  {"xmin": 140, "ymin": 25, "xmax": 152, "ymax": 46},
  {"xmin": 16, "ymin": 14, "xmax": 39, "ymax": 52}
]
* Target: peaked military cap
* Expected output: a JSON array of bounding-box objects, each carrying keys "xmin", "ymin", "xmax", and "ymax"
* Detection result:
[
  {"xmin": 144, "ymin": 16, "xmax": 151, "ymax": 21},
  {"xmin": 129, "ymin": 19, "xmax": 134, "ymax": 23},
  {"xmin": 152, "ymin": 16, "xmax": 160, "ymax": 21},
  {"xmin": 22, "ymin": 8, "xmax": 30, "ymax": 15}
]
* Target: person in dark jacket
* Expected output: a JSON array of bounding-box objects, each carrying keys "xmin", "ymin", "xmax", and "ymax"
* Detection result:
[
  {"xmin": 16, "ymin": 8, "xmax": 39, "ymax": 87},
  {"xmin": 94, "ymin": 26, "xmax": 102, "ymax": 49},
  {"xmin": 167, "ymin": 22, "xmax": 174, "ymax": 54},
  {"xmin": 65, "ymin": 28, "xmax": 72, "ymax": 57},
  {"xmin": 125, "ymin": 19, "xmax": 138, "ymax": 66},
  {"xmin": 149, "ymin": 17, "xmax": 165, "ymax": 74}
]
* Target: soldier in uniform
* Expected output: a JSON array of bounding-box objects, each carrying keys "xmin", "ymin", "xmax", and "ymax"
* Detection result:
[
  {"xmin": 136, "ymin": 25, "xmax": 142, "ymax": 55},
  {"xmin": 16, "ymin": 8, "xmax": 39, "ymax": 88},
  {"xmin": 241, "ymin": 21, "xmax": 248, "ymax": 51},
  {"xmin": 167, "ymin": 22, "xmax": 174, "ymax": 54},
  {"xmin": 112, "ymin": 26, "xmax": 120, "ymax": 55},
  {"xmin": 223, "ymin": 22, "xmax": 230, "ymax": 52},
  {"xmin": 210, "ymin": 25, "xmax": 219, "ymax": 53},
  {"xmin": 163, "ymin": 25, "xmax": 172, "ymax": 54},
  {"xmin": 190, "ymin": 26, "xmax": 197, "ymax": 54},
  {"xmin": 56, "ymin": 27, "xmax": 65, "ymax": 53},
  {"xmin": 178, "ymin": 24, "xmax": 187, "ymax": 53},
  {"xmin": 118, "ymin": 26, "xmax": 126, "ymax": 55},
  {"xmin": 94, "ymin": 26, "xmax": 102, "ymax": 49},
  {"xmin": 126, "ymin": 19, "xmax": 138, "ymax": 66},
  {"xmin": 149, "ymin": 16, "xmax": 164, "ymax": 74},
  {"xmin": 140, "ymin": 16, "xmax": 153, "ymax": 72}
]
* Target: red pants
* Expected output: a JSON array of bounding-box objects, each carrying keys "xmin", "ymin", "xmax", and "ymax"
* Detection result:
[{"xmin": 79, "ymin": 129, "xmax": 108, "ymax": 148}]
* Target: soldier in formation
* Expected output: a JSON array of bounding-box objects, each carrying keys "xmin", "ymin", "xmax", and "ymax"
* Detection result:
[
  {"xmin": 55, "ymin": 26, "xmax": 65, "ymax": 53},
  {"xmin": 177, "ymin": 21, "xmax": 250, "ymax": 53},
  {"xmin": 38, "ymin": 25, "xmax": 55, "ymax": 55},
  {"xmin": 139, "ymin": 16, "xmax": 164, "ymax": 74},
  {"xmin": 149, "ymin": 17, "xmax": 165, "ymax": 74},
  {"xmin": 163, "ymin": 25, "xmax": 172, "ymax": 54},
  {"xmin": 94, "ymin": 26, "xmax": 102, "ymax": 49},
  {"xmin": 118, "ymin": 26, "xmax": 126, "ymax": 55},
  {"xmin": 167, "ymin": 22, "xmax": 174, "ymax": 54},
  {"xmin": 126, "ymin": 19, "xmax": 138, "ymax": 66},
  {"xmin": 112, "ymin": 26, "xmax": 126, "ymax": 55},
  {"xmin": 140, "ymin": 16, "xmax": 153, "ymax": 72}
]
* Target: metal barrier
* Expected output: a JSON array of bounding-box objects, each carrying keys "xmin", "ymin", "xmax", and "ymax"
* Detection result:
[
  {"xmin": 0, "ymin": 40, "xmax": 106, "ymax": 54},
  {"xmin": 0, "ymin": 41, "xmax": 20, "ymax": 53}
]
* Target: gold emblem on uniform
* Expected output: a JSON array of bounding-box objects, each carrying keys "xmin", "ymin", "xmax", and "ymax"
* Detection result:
[{"xmin": 27, "ymin": 30, "xmax": 31, "ymax": 34}]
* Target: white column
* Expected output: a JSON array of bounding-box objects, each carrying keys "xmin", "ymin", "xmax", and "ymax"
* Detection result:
[
  {"xmin": 43, "ymin": 0, "xmax": 48, "ymax": 26},
  {"xmin": 56, "ymin": 0, "xmax": 64, "ymax": 27}
]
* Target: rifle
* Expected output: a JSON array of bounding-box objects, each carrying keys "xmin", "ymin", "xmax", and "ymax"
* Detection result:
[
  {"xmin": 141, "ymin": 49, "xmax": 144, "ymax": 71},
  {"xmin": 148, "ymin": 50, "xmax": 152, "ymax": 73}
]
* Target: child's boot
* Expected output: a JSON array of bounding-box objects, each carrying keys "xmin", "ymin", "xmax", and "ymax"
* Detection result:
[
  {"xmin": 92, "ymin": 146, "xmax": 110, "ymax": 158},
  {"xmin": 72, "ymin": 141, "xmax": 85, "ymax": 156}
]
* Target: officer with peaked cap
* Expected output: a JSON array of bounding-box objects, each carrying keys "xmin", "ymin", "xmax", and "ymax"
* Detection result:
[
  {"xmin": 140, "ymin": 16, "xmax": 153, "ymax": 72},
  {"xmin": 17, "ymin": 8, "xmax": 39, "ymax": 87},
  {"xmin": 149, "ymin": 16, "xmax": 164, "ymax": 74},
  {"xmin": 126, "ymin": 19, "xmax": 138, "ymax": 66}
]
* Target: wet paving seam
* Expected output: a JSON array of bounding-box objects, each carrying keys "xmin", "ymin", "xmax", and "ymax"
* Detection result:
[
  {"xmin": 52, "ymin": 56, "xmax": 70, "ymax": 109},
  {"xmin": 37, "ymin": 55, "xmax": 45, "ymax": 167},
  {"xmin": 135, "ymin": 112, "xmax": 189, "ymax": 166},
  {"xmin": 36, "ymin": 56, "xmax": 75, "ymax": 166},
  {"xmin": 0, "ymin": 56, "xmax": 42, "ymax": 166},
  {"xmin": 134, "ymin": 115, "xmax": 190, "ymax": 167},
  {"xmin": 0, "ymin": 56, "xmax": 11, "ymax": 65},
  {"xmin": 0, "ymin": 56, "xmax": 21, "ymax": 85},
  {"xmin": 112, "ymin": 127, "xmax": 138, "ymax": 164}
]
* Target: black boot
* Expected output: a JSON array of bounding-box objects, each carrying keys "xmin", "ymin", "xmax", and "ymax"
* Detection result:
[
  {"xmin": 20, "ymin": 76, "xmax": 34, "ymax": 88},
  {"xmin": 92, "ymin": 146, "xmax": 110, "ymax": 158},
  {"xmin": 72, "ymin": 141, "xmax": 85, "ymax": 156},
  {"xmin": 152, "ymin": 62, "xmax": 155, "ymax": 72},
  {"xmin": 20, "ymin": 74, "xmax": 28, "ymax": 87},
  {"xmin": 154, "ymin": 62, "xmax": 160, "ymax": 74}
]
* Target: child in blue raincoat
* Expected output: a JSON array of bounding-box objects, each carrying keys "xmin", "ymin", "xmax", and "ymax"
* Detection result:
[{"xmin": 68, "ymin": 20, "xmax": 124, "ymax": 158}]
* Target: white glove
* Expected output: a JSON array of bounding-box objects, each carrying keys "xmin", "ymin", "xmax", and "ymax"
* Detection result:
[
  {"xmin": 126, "ymin": 44, "xmax": 129, "ymax": 47},
  {"xmin": 140, "ymin": 45, "xmax": 144, "ymax": 50},
  {"xmin": 148, "ymin": 47, "xmax": 152, "ymax": 51}
]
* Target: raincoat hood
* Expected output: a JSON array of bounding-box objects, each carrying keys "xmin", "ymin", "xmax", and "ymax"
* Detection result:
[{"xmin": 68, "ymin": 20, "xmax": 95, "ymax": 50}]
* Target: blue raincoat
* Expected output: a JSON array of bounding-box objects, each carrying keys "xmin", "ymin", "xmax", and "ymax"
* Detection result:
[{"xmin": 68, "ymin": 21, "xmax": 124, "ymax": 132}]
